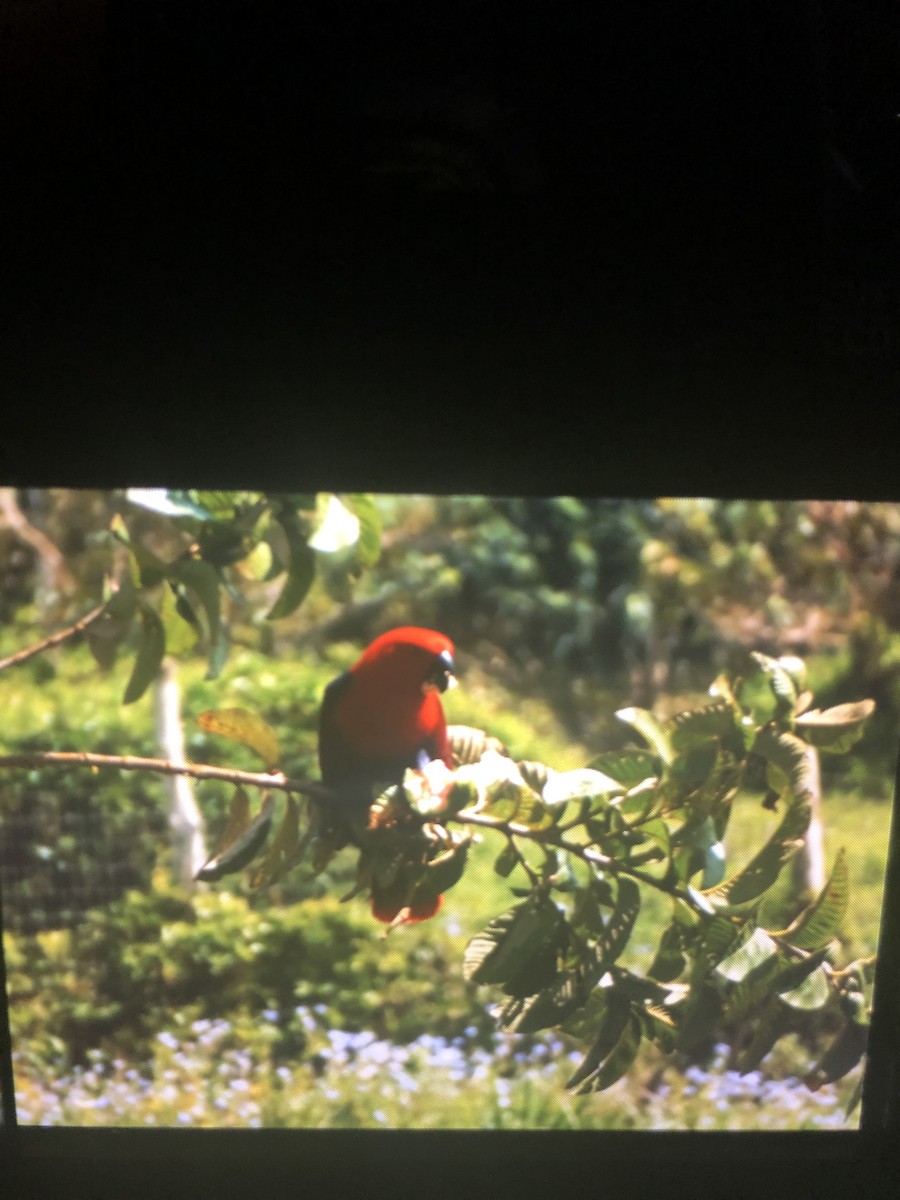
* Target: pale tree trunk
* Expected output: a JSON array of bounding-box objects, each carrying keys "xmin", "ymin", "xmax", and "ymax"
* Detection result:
[
  {"xmin": 154, "ymin": 658, "xmax": 206, "ymax": 886},
  {"xmin": 790, "ymin": 744, "xmax": 827, "ymax": 910}
]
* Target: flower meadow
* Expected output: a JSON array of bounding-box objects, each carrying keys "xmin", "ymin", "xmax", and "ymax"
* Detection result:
[{"xmin": 12, "ymin": 1004, "xmax": 860, "ymax": 1131}]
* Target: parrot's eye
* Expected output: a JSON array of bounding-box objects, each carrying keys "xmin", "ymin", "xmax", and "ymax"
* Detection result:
[{"xmin": 424, "ymin": 649, "xmax": 456, "ymax": 693}]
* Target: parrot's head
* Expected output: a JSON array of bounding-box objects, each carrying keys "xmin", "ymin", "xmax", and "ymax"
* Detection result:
[{"xmin": 354, "ymin": 626, "xmax": 456, "ymax": 698}]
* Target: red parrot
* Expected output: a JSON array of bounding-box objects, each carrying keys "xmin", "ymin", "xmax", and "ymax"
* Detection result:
[{"xmin": 317, "ymin": 626, "xmax": 456, "ymax": 923}]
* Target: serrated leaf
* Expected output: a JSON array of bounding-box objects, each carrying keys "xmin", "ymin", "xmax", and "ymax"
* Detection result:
[
  {"xmin": 250, "ymin": 795, "xmax": 300, "ymax": 887},
  {"xmin": 543, "ymin": 768, "xmax": 623, "ymax": 807},
  {"xmin": 667, "ymin": 703, "xmax": 739, "ymax": 752},
  {"xmin": 704, "ymin": 787, "xmax": 810, "ymax": 907},
  {"xmin": 196, "ymin": 791, "xmax": 275, "ymax": 881},
  {"xmin": 122, "ymin": 602, "xmax": 166, "ymax": 703},
  {"xmin": 341, "ymin": 494, "xmax": 382, "ymax": 566},
  {"xmin": 716, "ymin": 927, "xmax": 779, "ymax": 983},
  {"xmin": 775, "ymin": 849, "xmax": 849, "ymax": 952},
  {"xmin": 169, "ymin": 557, "xmax": 225, "ymax": 680},
  {"xmin": 598, "ymin": 875, "xmax": 641, "ymax": 969},
  {"xmin": 587, "ymin": 750, "xmax": 659, "ymax": 788},
  {"xmin": 566, "ymin": 995, "xmax": 630, "ymax": 1089},
  {"xmin": 463, "ymin": 899, "xmax": 564, "ymax": 997},
  {"xmin": 751, "ymin": 651, "xmax": 798, "ymax": 713},
  {"xmin": 197, "ymin": 708, "xmax": 281, "ymax": 769},
  {"xmin": 447, "ymin": 725, "xmax": 510, "ymax": 765},
  {"xmin": 616, "ymin": 707, "xmax": 673, "ymax": 764},
  {"xmin": 582, "ymin": 1008, "xmax": 643, "ymax": 1094},
  {"xmin": 267, "ymin": 523, "xmax": 316, "ymax": 620},
  {"xmin": 795, "ymin": 700, "xmax": 875, "ymax": 752}
]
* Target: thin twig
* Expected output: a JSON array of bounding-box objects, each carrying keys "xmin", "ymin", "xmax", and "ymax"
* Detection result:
[
  {"xmin": 0, "ymin": 604, "xmax": 107, "ymax": 672},
  {"xmin": 0, "ymin": 750, "xmax": 333, "ymax": 800}
]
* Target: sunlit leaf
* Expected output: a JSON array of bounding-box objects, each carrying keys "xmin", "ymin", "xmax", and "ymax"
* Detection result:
[
  {"xmin": 197, "ymin": 708, "xmax": 281, "ymax": 769},
  {"xmin": 196, "ymin": 791, "xmax": 275, "ymax": 882},
  {"xmin": 126, "ymin": 488, "xmax": 212, "ymax": 520},
  {"xmin": 715, "ymin": 927, "xmax": 779, "ymax": 983},
  {"xmin": 615, "ymin": 707, "xmax": 673, "ymax": 764},
  {"xmin": 543, "ymin": 768, "xmax": 623, "ymax": 807},
  {"xmin": 587, "ymin": 749, "xmax": 659, "ymax": 788},
  {"xmin": 777, "ymin": 962, "xmax": 831, "ymax": 1011},
  {"xmin": 308, "ymin": 494, "xmax": 360, "ymax": 553},
  {"xmin": 341, "ymin": 494, "xmax": 382, "ymax": 566},
  {"xmin": 122, "ymin": 602, "xmax": 166, "ymax": 703},
  {"xmin": 795, "ymin": 700, "xmax": 876, "ymax": 753}
]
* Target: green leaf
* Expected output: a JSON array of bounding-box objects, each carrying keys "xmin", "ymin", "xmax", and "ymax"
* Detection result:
[
  {"xmin": 122, "ymin": 602, "xmax": 166, "ymax": 703},
  {"xmin": 196, "ymin": 708, "xmax": 281, "ymax": 769},
  {"xmin": 704, "ymin": 790, "xmax": 810, "ymax": 907},
  {"xmin": 795, "ymin": 700, "xmax": 875, "ymax": 753},
  {"xmin": 250, "ymin": 795, "xmax": 300, "ymax": 888},
  {"xmin": 774, "ymin": 849, "xmax": 849, "ymax": 952},
  {"xmin": 615, "ymin": 707, "xmax": 673, "ymax": 764},
  {"xmin": 87, "ymin": 581, "xmax": 138, "ymax": 669},
  {"xmin": 751, "ymin": 651, "xmax": 798, "ymax": 714},
  {"xmin": 463, "ymin": 899, "xmax": 565, "ymax": 997},
  {"xmin": 715, "ymin": 927, "xmax": 779, "ymax": 983},
  {"xmin": 580, "ymin": 1008, "xmax": 643, "ymax": 1094},
  {"xmin": 267, "ymin": 522, "xmax": 316, "ymax": 620},
  {"xmin": 648, "ymin": 922, "xmax": 687, "ymax": 983},
  {"xmin": 169, "ymin": 557, "xmax": 225, "ymax": 680},
  {"xmin": 494, "ymin": 844, "xmax": 518, "ymax": 878},
  {"xmin": 598, "ymin": 876, "xmax": 641, "ymax": 970},
  {"xmin": 777, "ymin": 963, "xmax": 831, "ymax": 1011},
  {"xmin": 806, "ymin": 1021, "xmax": 869, "ymax": 1089},
  {"xmin": 667, "ymin": 703, "xmax": 740, "ymax": 752},
  {"xmin": 566, "ymin": 994, "xmax": 629, "ymax": 1090},
  {"xmin": 196, "ymin": 791, "xmax": 275, "ymax": 882},
  {"xmin": 587, "ymin": 749, "xmax": 659, "ymax": 788},
  {"xmin": 542, "ymin": 768, "xmax": 623, "ymax": 807},
  {"xmin": 342, "ymin": 494, "xmax": 382, "ymax": 566}
]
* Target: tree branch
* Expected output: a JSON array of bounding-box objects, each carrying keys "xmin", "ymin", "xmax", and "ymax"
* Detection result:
[
  {"xmin": 0, "ymin": 749, "xmax": 333, "ymax": 799},
  {"xmin": 0, "ymin": 603, "xmax": 107, "ymax": 672}
]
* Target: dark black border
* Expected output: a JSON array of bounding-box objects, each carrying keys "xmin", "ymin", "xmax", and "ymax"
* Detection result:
[{"xmin": 4, "ymin": 1, "xmax": 900, "ymax": 1196}]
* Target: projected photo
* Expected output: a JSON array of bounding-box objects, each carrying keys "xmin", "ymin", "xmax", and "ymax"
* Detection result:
[{"xmin": 0, "ymin": 490, "xmax": 894, "ymax": 1129}]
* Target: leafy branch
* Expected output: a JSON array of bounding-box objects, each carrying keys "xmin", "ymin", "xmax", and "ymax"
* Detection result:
[{"xmin": 0, "ymin": 648, "xmax": 878, "ymax": 1104}]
